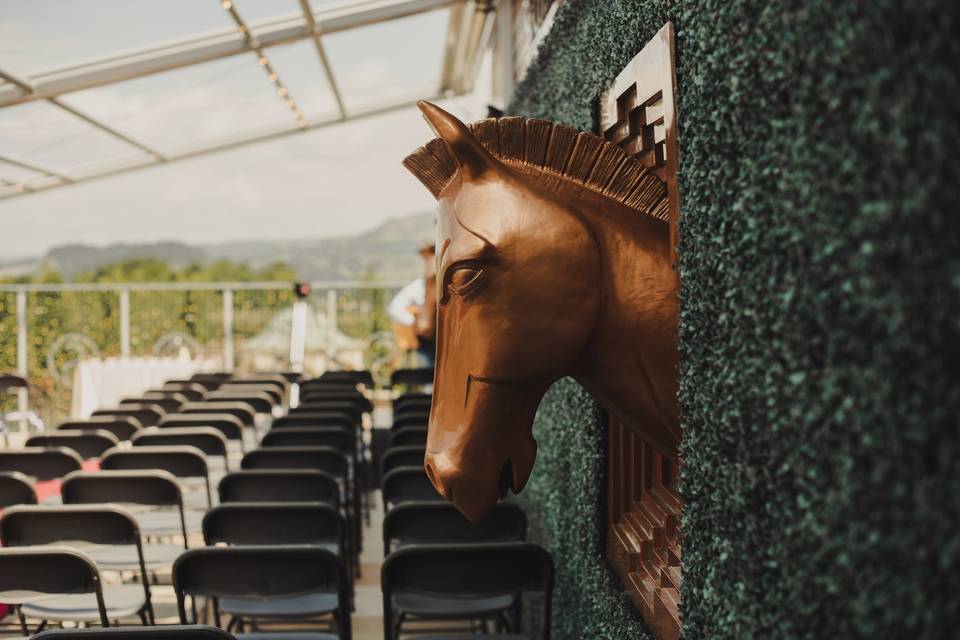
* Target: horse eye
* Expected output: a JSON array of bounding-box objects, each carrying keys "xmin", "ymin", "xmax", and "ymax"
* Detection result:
[{"xmin": 447, "ymin": 266, "xmax": 484, "ymax": 295}]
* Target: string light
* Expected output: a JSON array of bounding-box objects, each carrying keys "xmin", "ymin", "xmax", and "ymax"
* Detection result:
[
  {"xmin": 14, "ymin": 183, "xmax": 24, "ymax": 193},
  {"xmin": 221, "ymin": 0, "xmax": 232, "ymax": 9},
  {"xmin": 258, "ymin": 56, "xmax": 269, "ymax": 66},
  {"xmin": 277, "ymin": 87, "xmax": 288, "ymax": 97}
]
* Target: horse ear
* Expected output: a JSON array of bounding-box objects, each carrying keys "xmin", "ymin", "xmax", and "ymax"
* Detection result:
[{"xmin": 418, "ymin": 101, "xmax": 498, "ymax": 181}]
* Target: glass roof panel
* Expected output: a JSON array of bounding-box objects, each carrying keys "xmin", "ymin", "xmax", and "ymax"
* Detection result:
[
  {"xmin": 0, "ymin": 0, "xmax": 233, "ymax": 75},
  {"xmin": 0, "ymin": 101, "xmax": 147, "ymax": 170},
  {"xmin": 232, "ymin": 0, "xmax": 303, "ymax": 23},
  {"xmin": 260, "ymin": 40, "xmax": 339, "ymax": 118},
  {"xmin": 60, "ymin": 55, "xmax": 298, "ymax": 150},
  {"xmin": 0, "ymin": 161, "xmax": 44, "ymax": 183},
  {"xmin": 323, "ymin": 8, "xmax": 450, "ymax": 109}
]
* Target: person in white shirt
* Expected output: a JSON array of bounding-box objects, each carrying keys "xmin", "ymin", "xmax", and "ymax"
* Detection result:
[{"xmin": 388, "ymin": 244, "xmax": 436, "ymax": 366}]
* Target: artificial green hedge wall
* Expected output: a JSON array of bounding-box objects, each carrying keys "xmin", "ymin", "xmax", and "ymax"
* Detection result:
[{"xmin": 510, "ymin": 1, "xmax": 959, "ymax": 638}]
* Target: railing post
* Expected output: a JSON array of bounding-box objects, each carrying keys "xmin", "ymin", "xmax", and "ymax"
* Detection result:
[
  {"xmin": 326, "ymin": 288, "xmax": 338, "ymax": 365},
  {"xmin": 222, "ymin": 289, "xmax": 234, "ymax": 372},
  {"xmin": 15, "ymin": 290, "xmax": 27, "ymax": 414},
  {"xmin": 119, "ymin": 288, "xmax": 130, "ymax": 358}
]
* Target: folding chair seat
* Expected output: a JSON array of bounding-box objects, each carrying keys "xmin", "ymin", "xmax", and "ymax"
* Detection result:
[
  {"xmin": 217, "ymin": 470, "xmax": 339, "ymax": 507},
  {"xmin": 388, "ymin": 427, "xmax": 428, "ymax": 448},
  {"xmin": 101, "ymin": 446, "xmax": 212, "ymax": 515},
  {"xmin": 381, "ymin": 467, "xmax": 443, "ymax": 509},
  {"xmin": 155, "ymin": 383, "xmax": 209, "ymax": 402},
  {"xmin": 174, "ymin": 546, "xmax": 351, "ymax": 639},
  {"xmin": 58, "ymin": 417, "xmax": 142, "ymax": 442},
  {"xmin": 379, "ymin": 446, "xmax": 426, "ymax": 479},
  {"xmin": 121, "ymin": 393, "xmax": 188, "ymax": 414},
  {"xmin": 26, "ymin": 430, "xmax": 119, "ymax": 460},
  {"xmin": 390, "ymin": 413, "xmax": 429, "ymax": 431},
  {"xmin": 1, "ymin": 505, "xmax": 154, "ymax": 625},
  {"xmin": 381, "ymin": 542, "xmax": 553, "ymax": 640},
  {"xmin": 272, "ymin": 413, "xmax": 355, "ymax": 431},
  {"xmin": 0, "ymin": 471, "xmax": 37, "ymax": 508},
  {"xmin": 32, "ymin": 625, "xmax": 236, "ymax": 640},
  {"xmin": 92, "ymin": 405, "xmax": 166, "ymax": 428},
  {"xmin": 180, "ymin": 402, "xmax": 255, "ymax": 428},
  {"xmin": 0, "ymin": 547, "xmax": 111, "ymax": 632},
  {"xmin": 61, "ymin": 470, "xmax": 188, "ymax": 571}
]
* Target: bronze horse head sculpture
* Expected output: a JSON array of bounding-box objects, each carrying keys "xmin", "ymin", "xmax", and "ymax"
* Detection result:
[{"xmin": 403, "ymin": 102, "xmax": 679, "ymax": 521}]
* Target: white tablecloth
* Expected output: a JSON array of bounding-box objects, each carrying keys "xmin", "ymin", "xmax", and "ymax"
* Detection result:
[{"xmin": 71, "ymin": 356, "xmax": 206, "ymax": 418}]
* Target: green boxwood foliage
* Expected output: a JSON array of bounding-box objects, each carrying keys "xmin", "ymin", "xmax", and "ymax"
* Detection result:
[{"xmin": 510, "ymin": 1, "xmax": 959, "ymax": 638}]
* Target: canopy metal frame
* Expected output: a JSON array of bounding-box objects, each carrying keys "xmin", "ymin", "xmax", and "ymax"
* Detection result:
[{"xmin": 0, "ymin": 0, "xmax": 495, "ymax": 201}]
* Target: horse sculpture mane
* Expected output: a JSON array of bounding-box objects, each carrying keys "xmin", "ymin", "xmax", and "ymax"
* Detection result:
[{"xmin": 404, "ymin": 115, "xmax": 669, "ymax": 222}]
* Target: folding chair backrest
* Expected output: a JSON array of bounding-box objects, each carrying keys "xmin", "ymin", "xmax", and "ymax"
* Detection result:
[
  {"xmin": 217, "ymin": 384, "xmax": 282, "ymax": 406},
  {"xmin": 121, "ymin": 394, "xmax": 186, "ymax": 413},
  {"xmin": 93, "ymin": 404, "xmax": 166, "ymax": 427},
  {"xmin": 0, "ymin": 373, "xmax": 28, "ymax": 392},
  {"xmin": 101, "ymin": 446, "xmax": 208, "ymax": 480},
  {"xmin": 203, "ymin": 503, "xmax": 343, "ymax": 546},
  {"xmin": 168, "ymin": 377, "xmax": 221, "ymax": 392},
  {"xmin": 0, "ymin": 547, "xmax": 109, "ymax": 627},
  {"xmin": 156, "ymin": 384, "xmax": 208, "ymax": 402},
  {"xmin": 180, "ymin": 402, "xmax": 255, "ymax": 427},
  {"xmin": 300, "ymin": 391, "xmax": 372, "ymax": 413},
  {"xmin": 26, "ymin": 430, "xmax": 119, "ymax": 459},
  {"xmin": 389, "ymin": 427, "xmax": 428, "ymax": 448},
  {"xmin": 316, "ymin": 369, "xmax": 373, "ymax": 387},
  {"xmin": 380, "ymin": 446, "xmax": 426, "ymax": 478},
  {"xmin": 158, "ymin": 413, "xmax": 244, "ymax": 443},
  {"xmin": 293, "ymin": 401, "xmax": 363, "ymax": 423},
  {"xmin": 381, "ymin": 542, "xmax": 552, "ymax": 639},
  {"xmin": 381, "ymin": 467, "xmax": 442, "ymax": 507},
  {"xmin": 389, "ymin": 367, "xmax": 434, "ymax": 388},
  {"xmin": 217, "ymin": 470, "xmax": 339, "ymax": 506},
  {"xmin": 391, "ymin": 413, "xmax": 430, "ymax": 431},
  {"xmin": 393, "ymin": 395, "xmax": 432, "ymax": 414},
  {"xmin": 261, "ymin": 427, "xmax": 354, "ymax": 453},
  {"xmin": 173, "ymin": 546, "xmax": 350, "ymax": 638},
  {"xmin": 62, "ymin": 470, "xmax": 183, "ymax": 508},
  {"xmin": 204, "ymin": 391, "xmax": 274, "ymax": 414},
  {"xmin": 32, "ymin": 625, "xmax": 235, "ymax": 640},
  {"xmin": 0, "ymin": 471, "xmax": 37, "ymax": 507},
  {"xmin": 241, "ymin": 446, "xmax": 348, "ymax": 479},
  {"xmin": 383, "ymin": 502, "xmax": 527, "ymax": 554},
  {"xmin": 190, "ymin": 372, "xmax": 232, "ymax": 387},
  {"xmin": 132, "ymin": 427, "xmax": 229, "ymax": 460},
  {"xmin": 57, "ymin": 416, "xmax": 142, "ymax": 441},
  {"xmin": 2, "ymin": 504, "xmax": 141, "ymax": 547},
  {"xmin": 272, "ymin": 412, "xmax": 355, "ymax": 430},
  {"xmin": 0, "ymin": 447, "xmax": 82, "ymax": 481}
]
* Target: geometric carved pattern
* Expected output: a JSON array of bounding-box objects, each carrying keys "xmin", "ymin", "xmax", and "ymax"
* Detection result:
[{"xmin": 599, "ymin": 22, "xmax": 682, "ymax": 640}]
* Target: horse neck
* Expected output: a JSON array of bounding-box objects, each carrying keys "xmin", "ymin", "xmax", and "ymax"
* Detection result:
[{"xmin": 568, "ymin": 195, "xmax": 681, "ymax": 454}]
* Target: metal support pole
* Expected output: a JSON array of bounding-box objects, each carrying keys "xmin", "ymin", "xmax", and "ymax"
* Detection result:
[
  {"xmin": 222, "ymin": 289, "xmax": 235, "ymax": 372},
  {"xmin": 119, "ymin": 288, "xmax": 130, "ymax": 358},
  {"xmin": 326, "ymin": 288, "xmax": 338, "ymax": 366},
  {"xmin": 15, "ymin": 290, "xmax": 27, "ymax": 415}
]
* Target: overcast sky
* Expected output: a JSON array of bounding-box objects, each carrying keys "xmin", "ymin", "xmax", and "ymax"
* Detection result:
[{"xmin": 0, "ymin": 0, "xmax": 487, "ymax": 259}]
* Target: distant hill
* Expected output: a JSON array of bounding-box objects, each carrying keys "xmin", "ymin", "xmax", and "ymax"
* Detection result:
[{"xmin": 27, "ymin": 212, "xmax": 436, "ymax": 282}]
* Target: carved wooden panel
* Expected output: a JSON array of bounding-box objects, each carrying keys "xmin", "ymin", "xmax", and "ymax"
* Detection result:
[{"xmin": 599, "ymin": 22, "xmax": 682, "ymax": 640}]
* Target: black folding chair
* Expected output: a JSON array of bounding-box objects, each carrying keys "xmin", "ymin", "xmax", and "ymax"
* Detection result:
[
  {"xmin": 62, "ymin": 470, "xmax": 189, "ymax": 567},
  {"xmin": 217, "ymin": 470, "xmax": 339, "ymax": 508},
  {"xmin": 389, "ymin": 368, "xmax": 434, "ymax": 389},
  {"xmin": 299, "ymin": 389, "xmax": 372, "ymax": 413},
  {"xmin": 132, "ymin": 427, "xmax": 230, "ymax": 472},
  {"xmin": 189, "ymin": 373, "xmax": 232, "ymax": 389},
  {"xmin": 0, "ymin": 470, "xmax": 36, "ymax": 507},
  {"xmin": 314, "ymin": 370, "xmax": 373, "ymax": 387},
  {"xmin": 0, "ymin": 373, "xmax": 44, "ymax": 441},
  {"xmin": 381, "ymin": 542, "xmax": 553, "ymax": 640},
  {"xmin": 0, "ymin": 547, "xmax": 110, "ymax": 633},
  {"xmin": 180, "ymin": 402, "xmax": 255, "ymax": 428},
  {"xmin": 291, "ymin": 402, "xmax": 363, "ymax": 426},
  {"xmin": 32, "ymin": 625, "xmax": 236, "ymax": 640},
  {"xmin": 383, "ymin": 502, "xmax": 527, "ymax": 556},
  {"xmin": 204, "ymin": 391, "xmax": 275, "ymax": 415},
  {"xmin": 391, "ymin": 413, "xmax": 429, "ymax": 431},
  {"xmin": 261, "ymin": 427, "xmax": 354, "ymax": 452},
  {"xmin": 217, "ymin": 385, "xmax": 283, "ymax": 407},
  {"xmin": 272, "ymin": 413, "xmax": 355, "ymax": 431},
  {"xmin": 155, "ymin": 384, "xmax": 209, "ymax": 402},
  {"xmin": 93, "ymin": 405, "xmax": 166, "ymax": 428},
  {"xmin": 158, "ymin": 413, "xmax": 246, "ymax": 453},
  {"xmin": 0, "ymin": 447, "xmax": 82, "ymax": 481},
  {"xmin": 381, "ymin": 467, "xmax": 443, "ymax": 509},
  {"xmin": 101, "ymin": 446, "xmax": 212, "ymax": 513},
  {"xmin": 379, "ymin": 446, "xmax": 426, "ymax": 479},
  {"xmin": 1, "ymin": 505, "xmax": 154, "ymax": 625},
  {"xmin": 58, "ymin": 417, "xmax": 142, "ymax": 442},
  {"xmin": 173, "ymin": 546, "xmax": 352, "ymax": 639},
  {"xmin": 120, "ymin": 395, "xmax": 187, "ymax": 414},
  {"xmin": 393, "ymin": 394, "xmax": 432, "ymax": 415},
  {"xmin": 26, "ymin": 430, "xmax": 119, "ymax": 459},
  {"xmin": 388, "ymin": 427, "xmax": 428, "ymax": 448}
]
